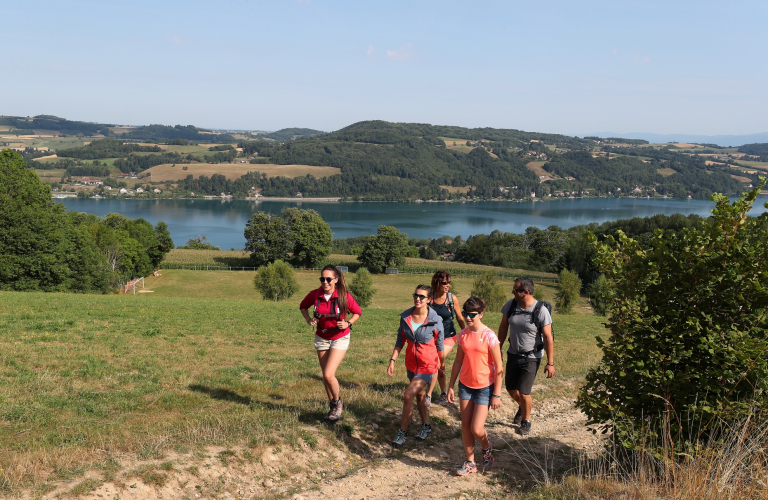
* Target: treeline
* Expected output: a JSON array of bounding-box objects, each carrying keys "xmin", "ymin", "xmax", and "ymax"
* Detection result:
[
  {"xmin": 261, "ymin": 128, "xmax": 324, "ymax": 142},
  {"xmin": 1, "ymin": 150, "xmax": 174, "ymax": 292},
  {"xmin": 0, "ymin": 115, "xmax": 112, "ymax": 136},
  {"xmin": 739, "ymin": 143, "xmax": 768, "ymax": 161},
  {"xmin": 543, "ymin": 149, "xmax": 745, "ymax": 199},
  {"xmin": 114, "ymin": 152, "xmax": 188, "ymax": 173},
  {"xmin": 57, "ymin": 138, "xmax": 162, "ymax": 159},
  {"xmin": 124, "ymin": 124, "xmax": 236, "ymax": 143}
]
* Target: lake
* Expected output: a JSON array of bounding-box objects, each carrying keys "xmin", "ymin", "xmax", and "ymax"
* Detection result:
[{"xmin": 58, "ymin": 196, "xmax": 768, "ymax": 250}]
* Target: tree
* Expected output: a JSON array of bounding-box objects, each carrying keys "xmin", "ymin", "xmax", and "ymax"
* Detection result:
[
  {"xmin": 358, "ymin": 225, "xmax": 409, "ymax": 273},
  {"xmin": 244, "ymin": 212, "xmax": 291, "ymax": 266},
  {"xmin": 587, "ymin": 274, "xmax": 611, "ymax": 316},
  {"xmin": 154, "ymin": 221, "xmax": 175, "ymax": 256},
  {"xmin": 281, "ymin": 207, "xmax": 332, "ymax": 268},
  {"xmin": 253, "ymin": 260, "xmax": 299, "ymax": 302},
  {"xmin": 554, "ymin": 269, "xmax": 581, "ymax": 313},
  {"xmin": 349, "ymin": 268, "xmax": 376, "ymax": 307},
  {"xmin": 577, "ymin": 181, "xmax": 768, "ymax": 451},
  {"xmin": 0, "ymin": 149, "xmax": 107, "ymax": 292},
  {"xmin": 470, "ymin": 271, "xmax": 507, "ymax": 311}
]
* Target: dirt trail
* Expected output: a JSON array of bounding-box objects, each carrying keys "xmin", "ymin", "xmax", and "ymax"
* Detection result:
[{"xmin": 32, "ymin": 394, "xmax": 599, "ymax": 499}]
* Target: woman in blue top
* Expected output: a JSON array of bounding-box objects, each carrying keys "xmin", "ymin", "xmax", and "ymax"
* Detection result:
[{"xmin": 427, "ymin": 270, "xmax": 466, "ymax": 406}]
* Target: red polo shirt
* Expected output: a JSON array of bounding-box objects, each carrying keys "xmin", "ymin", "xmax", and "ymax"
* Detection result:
[{"xmin": 299, "ymin": 287, "xmax": 362, "ymax": 340}]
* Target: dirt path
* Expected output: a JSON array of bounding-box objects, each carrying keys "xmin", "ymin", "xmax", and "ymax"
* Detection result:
[{"xmin": 32, "ymin": 394, "xmax": 599, "ymax": 499}]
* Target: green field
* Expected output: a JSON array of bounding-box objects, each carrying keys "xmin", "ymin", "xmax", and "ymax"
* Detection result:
[{"xmin": 0, "ymin": 269, "xmax": 603, "ymax": 494}]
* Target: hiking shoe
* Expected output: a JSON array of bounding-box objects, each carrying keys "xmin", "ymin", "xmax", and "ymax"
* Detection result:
[
  {"xmin": 425, "ymin": 395, "xmax": 432, "ymax": 408},
  {"xmin": 391, "ymin": 429, "xmax": 407, "ymax": 448},
  {"xmin": 326, "ymin": 399, "xmax": 343, "ymax": 423},
  {"xmin": 435, "ymin": 392, "xmax": 449, "ymax": 405},
  {"xmin": 456, "ymin": 461, "xmax": 478, "ymax": 476},
  {"xmin": 482, "ymin": 440, "xmax": 494, "ymax": 472},
  {"xmin": 518, "ymin": 420, "xmax": 531, "ymax": 436},
  {"xmin": 513, "ymin": 407, "xmax": 523, "ymax": 425},
  {"xmin": 415, "ymin": 423, "xmax": 432, "ymax": 441}
]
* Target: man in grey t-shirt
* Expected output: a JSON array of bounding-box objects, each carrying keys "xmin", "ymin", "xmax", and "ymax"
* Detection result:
[{"xmin": 497, "ymin": 278, "xmax": 555, "ymax": 436}]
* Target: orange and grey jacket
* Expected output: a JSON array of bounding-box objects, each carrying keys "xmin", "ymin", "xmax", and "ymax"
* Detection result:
[{"xmin": 395, "ymin": 307, "xmax": 445, "ymax": 375}]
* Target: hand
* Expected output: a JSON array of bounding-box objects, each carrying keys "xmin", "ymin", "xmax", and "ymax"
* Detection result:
[
  {"xmin": 446, "ymin": 388, "xmax": 455, "ymax": 404},
  {"xmin": 490, "ymin": 395, "xmax": 501, "ymax": 410},
  {"xmin": 308, "ymin": 317, "xmax": 318, "ymax": 327},
  {"xmin": 545, "ymin": 364, "xmax": 556, "ymax": 378},
  {"xmin": 387, "ymin": 361, "xmax": 394, "ymax": 377},
  {"xmin": 337, "ymin": 319, "xmax": 349, "ymax": 329}
]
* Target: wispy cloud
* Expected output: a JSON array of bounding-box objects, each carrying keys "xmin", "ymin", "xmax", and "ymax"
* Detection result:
[
  {"xmin": 632, "ymin": 53, "xmax": 651, "ymax": 65},
  {"xmin": 612, "ymin": 49, "xmax": 618, "ymax": 55},
  {"xmin": 166, "ymin": 33, "xmax": 186, "ymax": 45},
  {"xmin": 386, "ymin": 43, "xmax": 415, "ymax": 61},
  {"xmin": 366, "ymin": 45, "xmax": 375, "ymax": 57}
]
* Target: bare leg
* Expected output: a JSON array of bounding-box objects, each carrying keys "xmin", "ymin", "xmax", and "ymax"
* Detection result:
[
  {"xmin": 316, "ymin": 348, "xmax": 347, "ymax": 401},
  {"xmin": 400, "ymin": 378, "xmax": 428, "ymax": 430},
  {"xmin": 429, "ymin": 341, "xmax": 455, "ymax": 397},
  {"xmin": 459, "ymin": 399, "xmax": 477, "ymax": 462},
  {"xmin": 508, "ymin": 389, "xmax": 533, "ymax": 420},
  {"xmin": 471, "ymin": 404, "xmax": 491, "ymax": 449},
  {"xmin": 415, "ymin": 384, "xmax": 429, "ymax": 424}
]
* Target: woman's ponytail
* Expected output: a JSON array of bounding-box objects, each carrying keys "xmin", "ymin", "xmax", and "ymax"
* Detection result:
[{"xmin": 322, "ymin": 264, "xmax": 349, "ymax": 318}]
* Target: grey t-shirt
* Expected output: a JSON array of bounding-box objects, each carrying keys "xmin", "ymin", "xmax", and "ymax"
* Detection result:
[{"xmin": 500, "ymin": 299, "xmax": 552, "ymax": 359}]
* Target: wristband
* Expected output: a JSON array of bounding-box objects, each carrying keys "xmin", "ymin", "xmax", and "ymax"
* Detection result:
[
  {"xmin": 546, "ymin": 363, "xmax": 554, "ymax": 367},
  {"xmin": 390, "ymin": 358, "xmax": 396, "ymax": 363},
  {"xmin": 492, "ymin": 394, "xmax": 501, "ymax": 399}
]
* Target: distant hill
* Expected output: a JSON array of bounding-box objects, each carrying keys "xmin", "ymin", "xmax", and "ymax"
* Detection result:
[
  {"xmin": 261, "ymin": 127, "xmax": 324, "ymax": 142},
  {"xmin": 123, "ymin": 124, "xmax": 236, "ymax": 143},
  {"xmin": 0, "ymin": 115, "xmax": 112, "ymax": 136},
  {"xmin": 586, "ymin": 131, "xmax": 768, "ymax": 148}
]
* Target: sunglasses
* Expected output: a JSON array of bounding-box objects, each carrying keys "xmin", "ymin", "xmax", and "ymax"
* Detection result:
[
  {"xmin": 463, "ymin": 311, "xmax": 481, "ymax": 319},
  {"xmin": 514, "ymin": 288, "xmax": 527, "ymax": 294},
  {"xmin": 412, "ymin": 293, "xmax": 428, "ymax": 301},
  {"xmin": 440, "ymin": 281, "xmax": 451, "ymax": 285},
  {"xmin": 319, "ymin": 277, "xmax": 335, "ymax": 283}
]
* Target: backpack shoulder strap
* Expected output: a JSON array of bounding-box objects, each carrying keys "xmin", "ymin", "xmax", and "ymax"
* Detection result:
[
  {"xmin": 447, "ymin": 292, "xmax": 454, "ymax": 317},
  {"xmin": 506, "ymin": 300, "xmax": 519, "ymax": 320},
  {"xmin": 532, "ymin": 301, "xmax": 543, "ymax": 330}
]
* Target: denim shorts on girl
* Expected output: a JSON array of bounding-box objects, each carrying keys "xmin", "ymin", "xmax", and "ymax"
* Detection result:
[
  {"xmin": 457, "ymin": 382, "xmax": 494, "ymax": 406},
  {"xmin": 407, "ymin": 370, "xmax": 435, "ymax": 383}
]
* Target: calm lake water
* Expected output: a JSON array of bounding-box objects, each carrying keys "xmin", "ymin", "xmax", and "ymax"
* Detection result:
[{"xmin": 58, "ymin": 197, "xmax": 768, "ymax": 250}]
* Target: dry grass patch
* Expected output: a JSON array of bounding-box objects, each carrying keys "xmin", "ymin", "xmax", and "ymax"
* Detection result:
[
  {"xmin": 730, "ymin": 174, "xmax": 753, "ymax": 183},
  {"xmin": 439, "ymin": 185, "xmax": 473, "ymax": 194},
  {"xmin": 526, "ymin": 161, "xmax": 549, "ymax": 177},
  {"xmin": 657, "ymin": 167, "xmax": 678, "ymax": 177},
  {"xmin": 144, "ymin": 163, "xmax": 340, "ymax": 182}
]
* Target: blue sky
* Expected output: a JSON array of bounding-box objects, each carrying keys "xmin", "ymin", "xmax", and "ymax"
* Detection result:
[{"xmin": 3, "ymin": 0, "xmax": 766, "ymax": 135}]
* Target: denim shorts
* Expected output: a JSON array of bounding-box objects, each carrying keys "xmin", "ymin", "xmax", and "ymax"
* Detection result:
[
  {"xmin": 458, "ymin": 382, "xmax": 494, "ymax": 406},
  {"xmin": 407, "ymin": 370, "xmax": 434, "ymax": 384}
]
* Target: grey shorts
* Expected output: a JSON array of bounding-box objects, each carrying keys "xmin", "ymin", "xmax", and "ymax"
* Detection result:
[
  {"xmin": 407, "ymin": 370, "xmax": 434, "ymax": 384},
  {"xmin": 314, "ymin": 333, "xmax": 350, "ymax": 351}
]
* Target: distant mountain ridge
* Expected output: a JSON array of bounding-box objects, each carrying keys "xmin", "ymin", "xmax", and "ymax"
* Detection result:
[{"xmin": 586, "ymin": 132, "xmax": 768, "ymax": 148}]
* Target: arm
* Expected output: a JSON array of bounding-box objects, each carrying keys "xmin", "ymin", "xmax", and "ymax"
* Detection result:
[
  {"xmin": 300, "ymin": 308, "xmax": 317, "ymax": 327},
  {"xmin": 497, "ymin": 315, "xmax": 509, "ymax": 347},
  {"xmin": 542, "ymin": 324, "xmax": 555, "ymax": 378},
  {"xmin": 299, "ymin": 291, "xmax": 318, "ymax": 327},
  {"xmin": 453, "ymin": 294, "xmax": 466, "ymax": 330},
  {"xmin": 337, "ymin": 313, "xmax": 360, "ymax": 330},
  {"xmin": 446, "ymin": 346, "xmax": 465, "ymax": 404},
  {"xmin": 387, "ymin": 346, "xmax": 403, "ymax": 377},
  {"xmin": 490, "ymin": 344, "xmax": 504, "ymax": 410}
]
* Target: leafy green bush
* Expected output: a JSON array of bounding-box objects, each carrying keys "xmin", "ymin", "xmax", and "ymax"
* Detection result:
[
  {"xmin": 587, "ymin": 274, "xmax": 611, "ymax": 316},
  {"xmin": 555, "ymin": 269, "xmax": 582, "ymax": 314},
  {"xmin": 253, "ymin": 260, "xmax": 299, "ymax": 302},
  {"xmin": 470, "ymin": 271, "xmax": 506, "ymax": 311},
  {"xmin": 577, "ymin": 181, "xmax": 768, "ymax": 451},
  {"xmin": 358, "ymin": 225, "xmax": 409, "ymax": 273},
  {"xmin": 349, "ymin": 268, "xmax": 376, "ymax": 307}
]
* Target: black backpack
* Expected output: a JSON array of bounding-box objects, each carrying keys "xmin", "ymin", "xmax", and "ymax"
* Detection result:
[{"xmin": 506, "ymin": 299, "xmax": 553, "ymax": 355}]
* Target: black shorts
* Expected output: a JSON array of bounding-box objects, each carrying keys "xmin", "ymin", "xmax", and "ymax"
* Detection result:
[{"xmin": 505, "ymin": 356, "xmax": 541, "ymax": 395}]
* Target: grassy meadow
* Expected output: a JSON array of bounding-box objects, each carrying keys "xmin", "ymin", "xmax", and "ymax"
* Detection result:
[{"xmin": 0, "ymin": 268, "xmax": 605, "ymax": 494}]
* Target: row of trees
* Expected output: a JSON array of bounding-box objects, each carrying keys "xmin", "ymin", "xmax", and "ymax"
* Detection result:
[{"xmin": 0, "ymin": 150, "xmax": 174, "ymax": 292}]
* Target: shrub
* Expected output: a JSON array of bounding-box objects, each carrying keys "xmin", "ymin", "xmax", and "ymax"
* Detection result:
[
  {"xmin": 587, "ymin": 274, "xmax": 611, "ymax": 316},
  {"xmin": 533, "ymin": 286, "xmax": 544, "ymax": 301},
  {"xmin": 577, "ymin": 181, "xmax": 768, "ymax": 452},
  {"xmin": 554, "ymin": 269, "xmax": 582, "ymax": 313},
  {"xmin": 253, "ymin": 260, "xmax": 299, "ymax": 302},
  {"xmin": 349, "ymin": 268, "xmax": 376, "ymax": 307},
  {"xmin": 470, "ymin": 271, "xmax": 506, "ymax": 311},
  {"xmin": 358, "ymin": 225, "xmax": 409, "ymax": 273}
]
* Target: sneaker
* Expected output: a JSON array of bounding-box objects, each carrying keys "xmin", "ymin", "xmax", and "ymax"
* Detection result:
[
  {"xmin": 415, "ymin": 423, "xmax": 432, "ymax": 441},
  {"xmin": 425, "ymin": 395, "xmax": 432, "ymax": 408},
  {"xmin": 456, "ymin": 461, "xmax": 478, "ymax": 476},
  {"xmin": 482, "ymin": 440, "xmax": 494, "ymax": 472},
  {"xmin": 391, "ymin": 429, "xmax": 407, "ymax": 448},
  {"xmin": 513, "ymin": 408, "xmax": 523, "ymax": 425},
  {"xmin": 435, "ymin": 392, "xmax": 449, "ymax": 405},
  {"xmin": 326, "ymin": 399, "xmax": 343, "ymax": 423},
  {"xmin": 518, "ymin": 420, "xmax": 531, "ymax": 436}
]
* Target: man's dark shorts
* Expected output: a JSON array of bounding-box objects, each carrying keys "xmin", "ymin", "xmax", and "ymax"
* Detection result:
[{"xmin": 505, "ymin": 356, "xmax": 541, "ymax": 395}]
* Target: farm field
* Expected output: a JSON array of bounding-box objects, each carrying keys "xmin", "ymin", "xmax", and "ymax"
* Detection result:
[
  {"xmin": 0, "ymin": 269, "xmax": 604, "ymax": 497},
  {"xmin": 143, "ymin": 163, "xmax": 341, "ymax": 182},
  {"xmin": 439, "ymin": 137, "xmax": 476, "ymax": 153},
  {"xmin": 525, "ymin": 161, "xmax": 548, "ymax": 178},
  {"xmin": 657, "ymin": 167, "xmax": 678, "ymax": 177}
]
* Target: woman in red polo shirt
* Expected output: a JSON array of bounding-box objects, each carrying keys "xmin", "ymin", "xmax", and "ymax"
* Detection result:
[{"xmin": 300, "ymin": 265, "xmax": 362, "ymax": 423}]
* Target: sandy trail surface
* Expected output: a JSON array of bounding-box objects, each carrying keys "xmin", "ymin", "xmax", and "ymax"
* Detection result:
[{"xmin": 31, "ymin": 394, "xmax": 598, "ymax": 499}]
